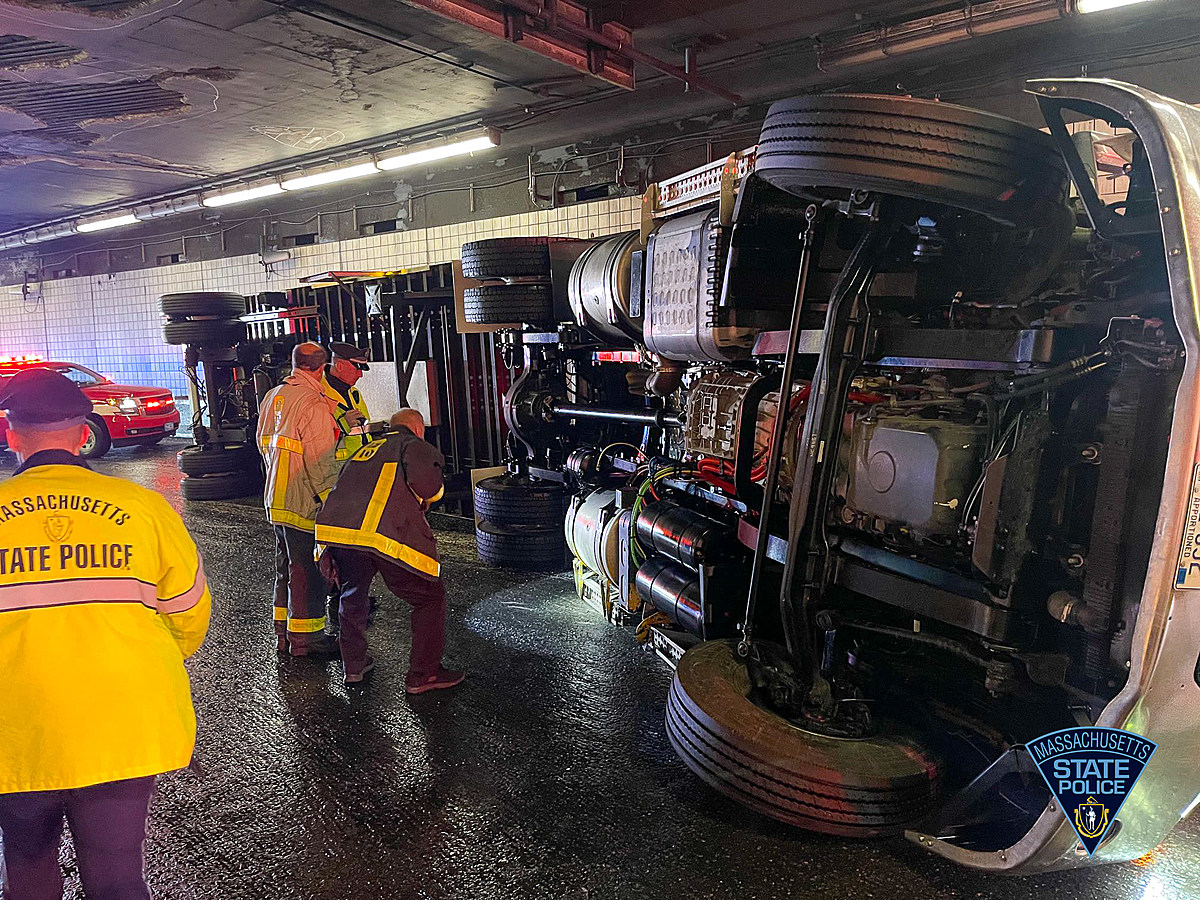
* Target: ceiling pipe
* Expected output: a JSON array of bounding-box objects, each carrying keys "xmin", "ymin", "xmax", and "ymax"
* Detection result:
[
  {"xmin": 504, "ymin": 0, "xmax": 743, "ymax": 104},
  {"xmin": 134, "ymin": 196, "xmax": 205, "ymax": 220},
  {"xmin": 816, "ymin": 0, "xmax": 1072, "ymax": 71},
  {"xmin": 405, "ymin": 0, "xmax": 636, "ymax": 89}
]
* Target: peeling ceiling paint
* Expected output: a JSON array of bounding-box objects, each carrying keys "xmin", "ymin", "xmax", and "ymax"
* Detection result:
[{"xmin": 0, "ymin": 0, "xmax": 1196, "ymax": 237}]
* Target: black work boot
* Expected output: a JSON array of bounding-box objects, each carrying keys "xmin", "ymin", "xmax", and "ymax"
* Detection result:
[{"xmin": 289, "ymin": 633, "xmax": 341, "ymax": 658}]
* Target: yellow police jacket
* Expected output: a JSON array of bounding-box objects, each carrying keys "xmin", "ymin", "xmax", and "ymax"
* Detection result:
[
  {"xmin": 324, "ymin": 374, "xmax": 371, "ymax": 460},
  {"xmin": 0, "ymin": 451, "xmax": 210, "ymax": 793}
]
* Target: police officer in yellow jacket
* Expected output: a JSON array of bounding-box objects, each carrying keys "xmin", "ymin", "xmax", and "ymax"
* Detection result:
[
  {"xmin": 325, "ymin": 341, "xmax": 371, "ymax": 461},
  {"xmin": 257, "ymin": 342, "xmax": 341, "ymax": 656},
  {"xmin": 0, "ymin": 368, "xmax": 210, "ymax": 900},
  {"xmin": 315, "ymin": 409, "xmax": 463, "ymax": 691}
]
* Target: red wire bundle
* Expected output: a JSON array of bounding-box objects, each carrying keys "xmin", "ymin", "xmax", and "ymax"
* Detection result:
[{"xmin": 693, "ymin": 384, "xmax": 884, "ymax": 495}]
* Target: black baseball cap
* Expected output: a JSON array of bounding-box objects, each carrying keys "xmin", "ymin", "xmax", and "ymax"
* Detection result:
[
  {"xmin": 329, "ymin": 342, "xmax": 370, "ymax": 371},
  {"xmin": 0, "ymin": 367, "xmax": 92, "ymax": 429}
]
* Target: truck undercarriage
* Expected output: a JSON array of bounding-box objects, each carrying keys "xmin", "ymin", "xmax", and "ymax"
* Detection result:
[{"xmin": 463, "ymin": 79, "xmax": 1200, "ymax": 873}]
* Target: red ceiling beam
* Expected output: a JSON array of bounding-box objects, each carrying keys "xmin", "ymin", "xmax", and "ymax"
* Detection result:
[
  {"xmin": 407, "ymin": 0, "xmax": 742, "ymax": 105},
  {"xmin": 410, "ymin": 0, "xmax": 635, "ymax": 90}
]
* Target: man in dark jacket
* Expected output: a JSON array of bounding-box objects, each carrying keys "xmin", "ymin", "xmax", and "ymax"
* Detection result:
[{"xmin": 315, "ymin": 409, "xmax": 464, "ymax": 691}]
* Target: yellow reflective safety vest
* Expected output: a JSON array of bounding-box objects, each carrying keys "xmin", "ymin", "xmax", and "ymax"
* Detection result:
[
  {"xmin": 257, "ymin": 368, "xmax": 341, "ymax": 531},
  {"xmin": 324, "ymin": 374, "xmax": 371, "ymax": 461},
  {"xmin": 0, "ymin": 451, "xmax": 211, "ymax": 793},
  {"xmin": 315, "ymin": 427, "xmax": 445, "ymax": 580}
]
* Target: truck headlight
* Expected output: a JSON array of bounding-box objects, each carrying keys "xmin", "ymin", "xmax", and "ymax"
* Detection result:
[{"xmin": 117, "ymin": 397, "xmax": 140, "ymax": 415}]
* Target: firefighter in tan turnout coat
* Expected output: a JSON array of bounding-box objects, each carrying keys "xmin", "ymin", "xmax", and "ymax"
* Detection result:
[{"xmin": 256, "ymin": 341, "xmax": 341, "ymax": 656}]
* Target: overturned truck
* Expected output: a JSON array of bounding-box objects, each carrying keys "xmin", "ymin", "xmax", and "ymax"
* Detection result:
[{"xmin": 461, "ymin": 79, "xmax": 1200, "ymax": 872}]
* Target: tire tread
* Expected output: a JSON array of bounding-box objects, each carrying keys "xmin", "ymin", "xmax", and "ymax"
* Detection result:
[
  {"xmin": 665, "ymin": 640, "xmax": 940, "ymax": 837},
  {"xmin": 755, "ymin": 94, "xmax": 1070, "ymax": 225},
  {"xmin": 463, "ymin": 283, "xmax": 554, "ymax": 326}
]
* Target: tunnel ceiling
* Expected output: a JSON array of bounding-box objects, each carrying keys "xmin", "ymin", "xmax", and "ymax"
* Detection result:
[{"xmin": 0, "ymin": 0, "xmax": 1195, "ymax": 234}]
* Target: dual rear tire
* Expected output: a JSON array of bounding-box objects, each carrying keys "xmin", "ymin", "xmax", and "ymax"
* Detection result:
[
  {"xmin": 178, "ymin": 443, "xmax": 261, "ymax": 501},
  {"xmin": 160, "ymin": 292, "xmax": 248, "ymax": 347},
  {"xmin": 460, "ymin": 238, "xmax": 562, "ymax": 327},
  {"xmin": 473, "ymin": 474, "xmax": 567, "ymax": 570}
]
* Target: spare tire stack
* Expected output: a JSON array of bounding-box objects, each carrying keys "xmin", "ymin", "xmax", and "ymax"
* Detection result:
[
  {"xmin": 460, "ymin": 237, "xmax": 559, "ymax": 328},
  {"xmin": 176, "ymin": 443, "xmax": 261, "ymax": 502},
  {"xmin": 161, "ymin": 292, "xmax": 262, "ymax": 501},
  {"xmin": 161, "ymin": 291, "xmax": 250, "ymax": 346},
  {"xmin": 473, "ymin": 474, "xmax": 567, "ymax": 570}
]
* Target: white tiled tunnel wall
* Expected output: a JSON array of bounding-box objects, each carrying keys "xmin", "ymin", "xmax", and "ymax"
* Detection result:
[{"xmin": 0, "ymin": 195, "xmax": 642, "ymax": 400}]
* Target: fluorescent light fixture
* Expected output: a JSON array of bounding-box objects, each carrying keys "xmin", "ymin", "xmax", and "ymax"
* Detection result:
[
  {"xmin": 203, "ymin": 182, "xmax": 284, "ymax": 208},
  {"xmin": 0, "ymin": 127, "xmax": 503, "ymax": 247},
  {"xmin": 281, "ymin": 161, "xmax": 379, "ymax": 191},
  {"xmin": 376, "ymin": 133, "xmax": 499, "ymax": 171},
  {"xmin": 1076, "ymin": 0, "xmax": 1155, "ymax": 12},
  {"xmin": 76, "ymin": 213, "xmax": 139, "ymax": 233}
]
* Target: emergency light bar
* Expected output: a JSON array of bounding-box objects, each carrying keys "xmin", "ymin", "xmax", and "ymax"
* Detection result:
[{"xmin": 0, "ymin": 354, "xmax": 44, "ymax": 364}]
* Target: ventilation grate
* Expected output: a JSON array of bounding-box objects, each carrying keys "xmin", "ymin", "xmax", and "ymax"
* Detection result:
[
  {"xmin": 0, "ymin": 80, "xmax": 185, "ymax": 127},
  {"xmin": 18, "ymin": 124, "xmax": 96, "ymax": 145},
  {"xmin": 0, "ymin": 35, "xmax": 84, "ymax": 70}
]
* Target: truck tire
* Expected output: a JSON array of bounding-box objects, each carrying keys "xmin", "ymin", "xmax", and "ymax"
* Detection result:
[
  {"xmin": 181, "ymin": 469, "xmax": 261, "ymax": 501},
  {"xmin": 80, "ymin": 415, "xmax": 111, "ymax": 460},
  {"xmin": 463, "ymin": 283, "xmax": 554, "ymax": 326},
  {"xmin": 163, "ymin": 318, "xmax": 248, "ymax": 347},
  {"xmin": 475, "ymin": 520, "xmax": 566, "ymax": 570},
  {"xmin": 666, "ymin": 640, "xmax": 942, "ymax": 838},
  {"xmin": 473, "ymin": 475, "xmax": 565, "ymax": 526},
  {"xmin": 160, "ymin": 292, "xmax": 247, "ymax": 320},
  {"xmin": 177, "ymin": 443, "xmax": 260, "ymax": 476},
  {"xmin": 461, "ymin": 237, "xmax": 551, "ymax": 279},
  {"xmin": 755, "ymin": 93, "xmax": 1071, "ymax": 226}
]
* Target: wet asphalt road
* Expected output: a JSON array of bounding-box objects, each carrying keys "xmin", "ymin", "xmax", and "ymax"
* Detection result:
[{"xmin": 2, "ymin": 440, "xmax": 1199, "ymax": 899}]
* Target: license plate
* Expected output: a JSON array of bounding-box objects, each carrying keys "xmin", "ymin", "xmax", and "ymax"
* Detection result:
[
  {"xmin": 165, "ymin": 422, "xmax": 176, "ymax": 433},
  {"xmin": 1176, "ymin": 464, "xmax": 1200, "ymax": 588}
]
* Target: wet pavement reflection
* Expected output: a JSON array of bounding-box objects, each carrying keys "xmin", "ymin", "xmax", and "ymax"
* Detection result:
[{"xmin": 2, "ymin": 442, "xmax": 1199, "ymax": 899}]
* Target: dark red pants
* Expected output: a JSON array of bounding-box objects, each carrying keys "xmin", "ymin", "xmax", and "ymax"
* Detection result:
[
  {"xmin": 0, "ymin": 775, "xmax": 155, "ymax": 900},
  {"xmin": 330, "ymin": 548, "xmax": 445, "ymax": 677}
]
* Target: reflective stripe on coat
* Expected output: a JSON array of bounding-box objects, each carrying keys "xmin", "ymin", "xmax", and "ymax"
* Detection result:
[
  {"xmin": 314, "ymin": 427, "xmax": 444, "ymax": 579},
  {"xmin": 324, "ymin": 377, "xmax": 371, "ymax": 461},
  {"xmin": 256, "ymin": 369, "xmax": 341, "ymax": 531},
  {"xmin": 0, "ymin": 453, "xmax": 211, "ymax": 793}
]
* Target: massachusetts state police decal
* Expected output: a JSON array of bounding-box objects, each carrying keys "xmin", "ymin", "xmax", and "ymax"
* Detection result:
[
  {"xmin": 43, "ymin": 514, "xmax": 73, "ymax": 543},
  {"xmin": 1027, "ymin": 727, "xmax": 1156, "ymax": 856}
]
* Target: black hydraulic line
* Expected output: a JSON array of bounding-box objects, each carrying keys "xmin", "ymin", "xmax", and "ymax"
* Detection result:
[
  {"xmin": 548, "ymin": 401, "xmax": 684, "ymax": 428},
  {"xmin": 833, "ymin": 619, "xmax": 991, "ymax": 669},
  {"xmin": 779, "ymin": 215, "xmax": 896, "ymax": 670},
  {"xmin": 1000, "ymin": 357, "xmax": 1109, "ymax": 400},
  {"xmin": 738, "ymin": 204, "xmax": 818, "ymax": 657}
]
